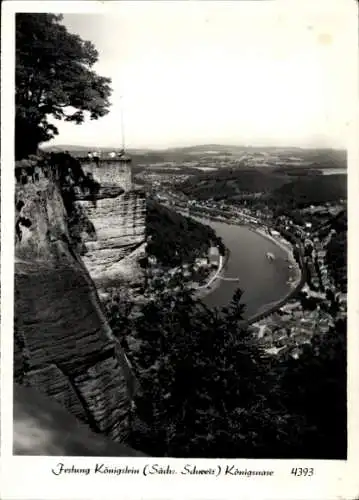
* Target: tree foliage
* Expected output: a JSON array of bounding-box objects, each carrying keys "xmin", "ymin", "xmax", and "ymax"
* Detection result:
[
  {"xmin": 146, "ymin": 199, "xmax": 225, "ymax": 267},
  {"xmin": 179, "ymin": 168, "xmax": 288, "ymax": 201},
  {"xmin": 103, "ymin": 275, "xmax": 346, "ymax": 459},
  {"xmin": 127, "ymin": 285, "xmax": 274, "ymax": 458},
  {"xmin": 16, "ymin": 14, "xmax": 112, "ymax": 159},
  {"xmin": 273, "ymin": 318, "xmax": 347, "ymax": 458},
  {"xmin": 326, "ymin": 229, "xmax": 347, "ymax": 293},
  {"xmin": 178, "ymin": 167, "xmax": 346, "ymax": 209}
]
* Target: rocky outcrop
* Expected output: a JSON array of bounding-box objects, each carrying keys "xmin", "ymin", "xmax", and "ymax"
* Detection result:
[
  {"xmin": 77, "ymin": 190, "xmax": 146, "ymax": 289},
  {"xmin": 14, "ymin": 177, "xmax": 135, "ymax": 443},
  {"xmin": 75, "ymin": 158, "xmax": 146, "ymax": 290}
]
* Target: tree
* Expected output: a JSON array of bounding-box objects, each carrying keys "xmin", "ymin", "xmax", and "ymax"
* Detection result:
[
  {"xmin": 274, "ymin": 318, "xmax": 347, "ymax": 459},
  {"xmin": 102, "ymin": 264, "xmax": 347, "ymax": 459},
  {"xmin": 125, "ymin": 279, "xmax": 281, "ymax": 458},
  {"xmin": 16, "ymin": 14, "xmax": 112, "ymax": 159}
]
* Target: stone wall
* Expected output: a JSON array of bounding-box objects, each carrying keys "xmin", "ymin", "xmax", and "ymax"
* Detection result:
[{"xmin": 81, "ymin": 159, "xmax": 133, "ymax": 192}]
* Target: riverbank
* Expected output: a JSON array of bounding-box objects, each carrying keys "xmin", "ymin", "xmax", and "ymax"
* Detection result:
[
  {"xmin": 180, "ymin": 208, "xmax": 304, "ymax": 313},
  {"xmin": 174, "ymin": 209, "xmax": 229, "ymax": 299},
  {"xmin": 246, "ymin": 256, "xmax": 306, "ymax": 326},
  {"xmin": 247, "ymin": 226, "xmax": 302, "ymax": 289},
  {"xmin": 191, "ymin": 250, "xmax": 229, "ymax": 300}
]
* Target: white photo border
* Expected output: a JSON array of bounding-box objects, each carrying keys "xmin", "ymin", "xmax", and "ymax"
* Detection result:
[{"xmin": 1, "ymin": 1, "xmax": 359, "ymax": 499}]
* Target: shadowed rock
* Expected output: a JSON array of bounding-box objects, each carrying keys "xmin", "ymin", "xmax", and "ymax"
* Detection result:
[
  {"xmin": 15, "ymin": 177, "xmax": 135, "ymax": 443},
  {"xmin": 13, "ymin": 384, "xmax": 145, "ymax": 456}
]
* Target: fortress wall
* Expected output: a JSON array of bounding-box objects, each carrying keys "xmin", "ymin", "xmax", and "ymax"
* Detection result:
[{"xmin": 81, "ymin": 160, "xmax": 133, "ymax": 191}]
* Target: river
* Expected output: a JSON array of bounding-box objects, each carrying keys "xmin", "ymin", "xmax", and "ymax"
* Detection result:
[
  {"xmin": 320, "ymin": 168, "xmax": 347, "ymax": 175},
  {"xmin": 192, "ymin": 217, "xmax": 293, "ymax": 318}
]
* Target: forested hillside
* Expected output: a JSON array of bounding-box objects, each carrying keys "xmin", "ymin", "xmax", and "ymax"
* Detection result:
[
  {"xmin": 268, "ymin": 174, "xmax": 347, "ymax": 208},
  {"xmin": 178, "ymin": 167, "xmax": 347, "ymax": 208},
  {"xmin": 325, "ymin": 210, "xmax": 347, "ymax": 293},
  {"xmin": 146, "ymin": 199, "xmax": 225, "ymax": 267},
  {"xmin": 104, "ymin": 277, "xmax": 346, "ymax": 459},
  {"xmin": 179, "ymin": 168, "xmax": 288, "ymax": 200}
]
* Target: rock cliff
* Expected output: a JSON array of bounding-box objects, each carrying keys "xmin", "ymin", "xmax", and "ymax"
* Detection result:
[
  {"xmin": 14, "ymin": 174, "xmax": 136, "ymax": 444},
  {"xmin": 13, "ymin": 384, "xmax": 145, "ymax": 456},
  {"xmin": 77, "ymin": 157, "xmax": 147, "ymax": 291},
  {"xmin": 77, "ymin": 190, "xmax": 146, "ymax": 289}
]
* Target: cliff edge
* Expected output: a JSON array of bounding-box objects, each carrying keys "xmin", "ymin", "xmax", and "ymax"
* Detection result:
[{"xmin": 14, "ymin": 174, "xmax": 135, "ymax": 445}]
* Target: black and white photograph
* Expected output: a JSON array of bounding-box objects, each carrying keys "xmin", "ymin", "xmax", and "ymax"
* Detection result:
[{"xmin": 1, "ymin": 1, "xmax": 358, "ymax": 498}]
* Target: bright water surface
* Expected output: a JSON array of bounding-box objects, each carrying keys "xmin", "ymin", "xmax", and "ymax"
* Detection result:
[
  {"xmin": 194, "ymin": 217, "xmax": 292, "ymax": 318},
  {"xmin": 320, "ymin": 169, "xmax": 347, "ymax": 175}
]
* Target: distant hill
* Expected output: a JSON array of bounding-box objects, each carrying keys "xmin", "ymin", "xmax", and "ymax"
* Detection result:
[
  {"xmin": 43, "ymin": 143, "xmax": 346, "ymax": 157},
  {"xmin": 42, "ymin": 144, "xmax": 347, "ymax": 171},
  {"xmin": 42, "ymin": 145, "xmax": 153, "ymax": 155},
  {"xmin": 178, "ymin": 166, "xmax": 347, "ymax": 207},
  {"xmin": 269, "ymin": 174, "xmax": 347, "ymax": 208},
  {"xmin": 179, "ymin": 167, "xmax": 289, "ymax": 200},
  {"xmin": 161, "ymin": 144, "xmax": 346, "ymax": 164}
]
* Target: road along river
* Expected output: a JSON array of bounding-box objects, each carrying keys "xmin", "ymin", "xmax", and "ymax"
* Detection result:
[{"xmin": 189, "ymin": 216, "xmax": 296, "ymax": 319}]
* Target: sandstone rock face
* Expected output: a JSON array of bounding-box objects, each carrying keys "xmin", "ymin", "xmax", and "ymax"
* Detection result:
[
  {"xmin": 77, "ymin": 190, "xmax": 147, "ymax": 288},
  {"xmin": 15, "ymin": 179, "xmax": 135, "ymax": 443},
  {"xmin": 13, "ymin": 384, "xmax": 145, "ymax": 456},
  {"xmin": 75, "ymin": 158, "xmax": 147, "ymax": 290}
]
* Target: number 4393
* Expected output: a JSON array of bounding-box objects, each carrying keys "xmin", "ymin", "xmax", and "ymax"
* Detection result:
[{"xmin": 291, "ymin": 468, "xmax": 314, "ymax": 477}]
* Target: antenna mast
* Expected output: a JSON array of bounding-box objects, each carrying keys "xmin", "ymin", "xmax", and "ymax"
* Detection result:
[{"xmin": 120, "ymin": 96, "xmax": 125, "ymax": 151}]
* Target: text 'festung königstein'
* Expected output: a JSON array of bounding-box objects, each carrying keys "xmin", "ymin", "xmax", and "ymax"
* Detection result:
[{"xmin": 51, "ymin": 463, "xmax": 275, "ymax": 478}]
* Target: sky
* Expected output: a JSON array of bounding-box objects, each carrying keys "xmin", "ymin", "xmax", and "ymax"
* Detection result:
[{"xmin": 47, "ymin": 1, "xmax": 355, "ymax": 150}]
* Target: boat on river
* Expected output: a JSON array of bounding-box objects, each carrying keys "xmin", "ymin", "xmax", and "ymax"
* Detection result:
[{"xmin": 266, "ymin": 252, "xmax": 275, "ymax": 261}]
